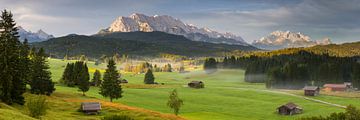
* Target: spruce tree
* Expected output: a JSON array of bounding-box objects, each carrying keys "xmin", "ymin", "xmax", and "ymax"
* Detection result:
[
  {"xmin": 12, "ymin": 38, "xmax": 30, "ymax": 105},
  {"xmin": 204, "ymin": 58, "xmax": 217, "ymax": 74},
  {"xmin": 73, "ymin": 61, "xmax": 83, "ymax": 85},
  {"xmin": 20, "ymin": 39, "xmax": 31, "ymax": 84},
  {"xmin": 91, "ymin": 69, "xmax": 102, "ymax": 86},
  {"xmin": 78, "ymin": 64, "xmax": 90, "ymax": 96},
  {"xmin": 144, "ymin": 69, "xmax": 155, "ymax": 84},
  {"xmin": 65, "ymin": 63, "xmax": 75, "ymax": 86},
  {"xmin": 30, "ymin": 48, "xmax": 55, "ymax": 96},
  {"xmin": 0, "ymin": 10, "xmax": 25, "ymax": 105},
  {"xmin": 99, "ymin": 59, "xmax": 123, "ymax": 102}
]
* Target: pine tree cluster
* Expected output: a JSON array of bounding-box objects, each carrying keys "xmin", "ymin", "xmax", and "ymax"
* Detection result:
[
  {"xmin": 61, "ymin": 61, "xmax": 89, "ymax": 87},
  {"xmin": 0, "ymin": 10, "xmax": 54, "ymax": 105}
]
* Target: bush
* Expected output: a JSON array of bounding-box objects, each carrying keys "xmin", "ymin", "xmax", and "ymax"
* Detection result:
[
  {"xmin": 26, "ymin": 95, "xmax": 48, "ymax": 118},
  {"xmin": 102, "ymin": 114, "xmax": 134, "ymax": 120}
]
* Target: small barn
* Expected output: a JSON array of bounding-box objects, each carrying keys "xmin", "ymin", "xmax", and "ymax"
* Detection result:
[
  {"xmin": 188, "ymin": 81, "xmax": 204, "ymax": 88},
  {"xmin": 303, "ymin": 86, "xmax": 320, "ymax": 96},
  {"xmin": 277, "ymin": 102, "xmax": 303, "ymax": 115},
  {"xmin": 80, "ymin": 102, "xmax": 101, "ymax": 115},
  {"xmin": 323, "ymin": 84, "xmax": 348, "ymax": 92}
]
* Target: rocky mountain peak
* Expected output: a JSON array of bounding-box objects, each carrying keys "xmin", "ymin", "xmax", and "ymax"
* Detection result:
[
  {"xmin": 17, "ymin": 26, "xmax": 54, "ymax": 42},
  {"xmin": 253, "ymin": 30, "xmax": 332, "ymax": 50},
  {"xmin": 100, "ymin": 13, "xmax": 249, "ymax": 46}
]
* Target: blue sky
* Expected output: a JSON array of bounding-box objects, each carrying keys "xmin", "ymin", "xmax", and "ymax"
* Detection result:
[{"xmin": 1, "ymin": 0, "xmax": 359, "ymax": 43}]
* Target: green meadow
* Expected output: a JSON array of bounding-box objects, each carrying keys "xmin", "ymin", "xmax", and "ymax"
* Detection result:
[{"xmin": 46, "ymin": 58, "xmax": 360, "ymax": 120}]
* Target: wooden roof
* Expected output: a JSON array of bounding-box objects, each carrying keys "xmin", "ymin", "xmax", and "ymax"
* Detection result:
[
  {"xmin": 323, "ymin": 84, "xmax": 347, "ymax": 88},
  {"xmin": 278, "ymin": 102, "xmax": 301, "ymax": 110},
  {"xmin": 81, "ymin": 102, "xmax": 101, "ymax": 111},
  {"xmin": 303, "ymin": 86, "xmax": 319, "ymax": 91},
  {"xmin": 189, "ymin": 81, "xmax": 203, "ymax": 84}
]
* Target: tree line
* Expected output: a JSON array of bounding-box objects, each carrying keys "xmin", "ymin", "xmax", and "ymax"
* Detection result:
[
  {"xmin": 0, "ymin": 10, "xmax": 55, "ymax": 105},
  {"xmin": 210, "ymin": 50, "xmax": 360, "ymax": 89},
  {"xmin": 124, "ymin": 62, "xmax": 172, "ymax": 73}
]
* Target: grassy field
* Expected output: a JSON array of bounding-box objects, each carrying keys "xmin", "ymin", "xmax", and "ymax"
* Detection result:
[{"xmin": 45, "ymin": 58, "xmax": 360, "ymax": 120}]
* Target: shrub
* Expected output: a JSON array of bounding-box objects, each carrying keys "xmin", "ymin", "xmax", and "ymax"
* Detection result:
[
  {"xmin": 26, "ymin": 95, "xmax": 48, "ymax": 118},
  {"xmin": 102, "ymin": 114, "xmax": 134, "ymax": 120}
]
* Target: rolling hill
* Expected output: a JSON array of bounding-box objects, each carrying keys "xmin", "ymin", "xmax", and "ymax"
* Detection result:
[{"xmin": 32, "ymin": 31, "xmax": 258, "ymax": 58}]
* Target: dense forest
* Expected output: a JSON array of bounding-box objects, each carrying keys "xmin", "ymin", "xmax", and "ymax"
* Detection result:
[
  {"xmin": 32, "ymin": 31, "xmax": 258, "ymax": 58},
  {"xmin": 225, "ymin": 41, "xmax": 360, "ymax": 57},
  {"xmin": 213, "ymin": 49, "xmax": 360, "ymax": 89}
]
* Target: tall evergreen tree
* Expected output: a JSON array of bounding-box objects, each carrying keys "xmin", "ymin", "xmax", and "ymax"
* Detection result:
[
  {"xmin": 12, "ymin": 38, "xmax": 30, "ymax": 105},
  {"xmin": 144, "ymin": 69, "xmax": 155, "ymax": 84},
  {"xmin": 99, "ymin": 59, "xmax": 123, "ymax": 102},
  {"xmin": 352, "ymin": 63, "xmax": 360, "ymax": 89},
  {"xmin": 0, "ymin": 10, "xmax": 26, "ymax": 105},
  {"xmin": 61, "ymin": 63, "xmax": 70, "ymax": 85},
  {"xmin": 30, "ymin": 48, "xmax": 55, "ymax": 95},
  {"xmin": 204, "ymin": 58, "xmax": 217, "ymax": 74},
  {"xmin": 91, "ymin": 69, "xmax": 102, "ymax": 86},
  {"xmin": 20, "ymin": 39, "xmax": 31, "ymax": 84},
  {"xmin": 78, "ymin": 64, "xmax": 90, "ymax": 96}
]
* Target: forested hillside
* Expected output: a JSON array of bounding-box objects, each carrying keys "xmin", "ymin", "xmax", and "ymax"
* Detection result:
[
  {"xmin": 212, "ymin": 41, "xmax": 360, "ymax": 89},
  {"xmin": 243, "ymin": 42, "xmax": 360, "ymax": 57},
  {"xmin": 32, "ymin": 31, "xmax": 258, "ymax": 58}
]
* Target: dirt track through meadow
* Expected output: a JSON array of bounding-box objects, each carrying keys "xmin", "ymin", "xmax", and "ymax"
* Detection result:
[{"xmin": 216, "ymin": 87, "xmax": 347, "ymax": 109}]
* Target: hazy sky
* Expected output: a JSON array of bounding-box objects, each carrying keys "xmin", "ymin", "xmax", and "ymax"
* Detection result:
[{"xmin": 1, "ymin": 0, "xmax": 359, "ymax": 43}]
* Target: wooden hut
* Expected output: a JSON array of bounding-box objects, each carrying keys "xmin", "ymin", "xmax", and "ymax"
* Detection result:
[
  {"xmin": 188, "ymin": 81, "xmax": 204, "ymax": 88},
  {"xmin": 80, "ymin": 102, "xmax": 101, "ymax": 115},
  {"xmin": 323, "ymin": 84, "xmax": 348, "ymax": 92},
  {"xmin": 277, "ymin": 102, "xmax": 303, "ymax": 115},
  {"xmin": 303, "ymin": 86, "xmax": 320, "ymax": 96}
]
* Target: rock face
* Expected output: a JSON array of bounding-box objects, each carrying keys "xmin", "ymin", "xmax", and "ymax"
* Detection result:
[
  {"xmin": 99, "ymin": 13, "xmax": 249, "ymax": 46},
  {"xmin": 252, "ymin": 30, "xmax": 332, "ymax": 50},
  {"xmin": 17, "ymin": 26, "xmax": 54, "ymax": 43}
]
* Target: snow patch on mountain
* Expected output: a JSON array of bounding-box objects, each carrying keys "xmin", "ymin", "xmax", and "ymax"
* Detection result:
[
  {"xmin": 252, "ymin": 30, "xmax": 332, "ymax": 50},
  {"xmin": 17, "ymin": 26, "xmax": 54, "ymax": 43},
  {"xmin": 99, "ymin": 13, "xmax": 249, "ymax": 46}
]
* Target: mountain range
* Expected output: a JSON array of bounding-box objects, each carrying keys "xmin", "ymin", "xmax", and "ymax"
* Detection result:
[
  {"xmin": 98, "ymin": 13, "xmax": 249, "ymax": 46},
  {"xmin": 252, "ymin": 31, "xmax": 331, "ymax": 50},
  {"xmin": 33, "ymin": 31, "xmax": 257, "ymax": 58},
  {"xmin": 17, "ymin": 26, "xmax": 54, "ymax": 42}
]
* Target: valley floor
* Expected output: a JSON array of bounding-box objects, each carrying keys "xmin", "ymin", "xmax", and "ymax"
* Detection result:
[{"xmin": 2, "ymin": 58, "xmax": 360, "ymax": 120}]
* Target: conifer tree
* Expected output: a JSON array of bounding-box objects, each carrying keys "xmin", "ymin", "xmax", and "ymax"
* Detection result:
[
  {"xmin": 20, "ymin": 39, "xmax": 31, "ymax": 84},
  {"xmin": 91, "ymin": 69, "xmax": 102, "ymax": 86},
  {"xmin": 30, "ymin": 48, "xmax": 55, "ymax": 96},
  {"xmin": 78, "ymin": 64, "xmax": 90, "ymax": 96},
  {"xmin": 144, "ymin": 69, "xmax": 155, "ymax": 84},
  {"xmin": 99, "ymin": 59, "xmax": 123, "ymax": 102},
  {"xmin": 66, "ymin": 63, "xmax": 75, "ymax": 86},
  {"xmin": 204, "ymin": 58, "xmax": 217, "ymax": 74},
  {"xmin": 72, "ymin": 61, "xmax": 85, "ymax": 85},
  {"xmin": 12, "ymin": 39, "xmax": 30, "ymax": 105},
  {"xmin": 0, "ymin": 10, "xmax": 26, "ymax": 105}
]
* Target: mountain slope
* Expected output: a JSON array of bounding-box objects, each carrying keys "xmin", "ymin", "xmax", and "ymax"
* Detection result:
[
  {"xmin": 247, "ymin": 41, "xmax": 360, "ymax": 57},
  {"xmin": 98, "ymin": 13, "xmax": 248, "ymax": 46},
  {"xmin": 18, "ymin": 26, "xmax": 54, "ymax": 42},
  {"xmin": 252, "ymin": 31, "xmax": 331, "ymax": 50},
  {"xmin": 33, "ymin": 31, "xmax": 258, "ymax": 58}
]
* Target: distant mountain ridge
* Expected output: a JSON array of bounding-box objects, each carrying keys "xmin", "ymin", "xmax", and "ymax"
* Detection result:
[
  {"xmin": 34, "ymin": 31, "xmax": 258, "ymax": 58},
  {"xmin": 17, "ymin": 26, "xmax": 54, "ymax": 42},
  {"xmin": 98, "ymin": 13, "xmax": 249, "ymax": 46},
  {"xmin": 252, "ymin": 30, "xmax": 331, "ymax": 50}
]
